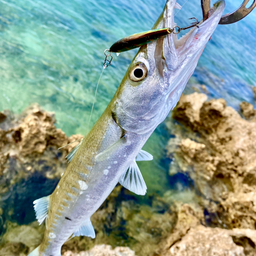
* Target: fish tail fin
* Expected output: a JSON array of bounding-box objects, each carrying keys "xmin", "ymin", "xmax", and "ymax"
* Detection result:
[{"xmin": 28, "ymin": 246, "xmax": 39, "ymax": 256}]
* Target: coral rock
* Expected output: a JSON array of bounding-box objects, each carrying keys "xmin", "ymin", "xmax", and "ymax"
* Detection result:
[
  {"xmin": 4, "ymin": 225, "xmax": 42, "ymax": 248},
  {"xmin": 167, "ymin": 226, "xmax": 247, "ymax": 256},
  {"xmin": 240, "ymin": 101, "xmax": 256, "ymax": 120},
  {"xmin": 170, "ymin": 93, "xmax": 256, "ymax": 229},
  {"xmin": 159, "ymin": 203, "xmax": 202, "ymax": 255},
  {"xmin": 172, "ymin": 93, "xmax": 208, "ymax": 130},
  {"xmin": 0, "ymin": 112, "xmax": 7, "ymax": 123},
  {"xmin": 12, "ymin": 105, "xmax": 69, "ymax": 156},
  {"xmin": 63, "ymin": 245, "xmax": 136, "ymax": 256}
]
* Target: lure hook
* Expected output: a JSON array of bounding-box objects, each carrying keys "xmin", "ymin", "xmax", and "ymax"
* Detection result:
[
  {"xmin": 201, "ymin": 0, "xmax": 256, "ymax": 24},
  {"xmin": 179, "ymin": 17, "xmax": 200, "ymax": 31},
  {"xmin": 103, "ymin": 49, "xmax": 113, "ymax": 68}
]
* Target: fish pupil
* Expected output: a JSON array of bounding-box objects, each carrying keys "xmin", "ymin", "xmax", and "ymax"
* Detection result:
[{"xmin": 134, "ymin": 68, "xmax": 143, "ymax": 78}]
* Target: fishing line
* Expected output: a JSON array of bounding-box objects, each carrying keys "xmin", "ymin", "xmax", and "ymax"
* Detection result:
[
  {"xmin": 58, "ymin": 65, "xmax": 105, "ymax": 151},
  {"xmin": 87, "ymin": 66, "xmax": 105, "ymax": 130},
  {"xmin": 175, "ymin": 0, "xmax": 190, "ymax": 16}
]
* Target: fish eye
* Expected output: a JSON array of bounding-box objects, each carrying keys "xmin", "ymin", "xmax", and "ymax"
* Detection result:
[{"xmin": 129, "ymin": 62, "xmax": 148, "ymax": 82}]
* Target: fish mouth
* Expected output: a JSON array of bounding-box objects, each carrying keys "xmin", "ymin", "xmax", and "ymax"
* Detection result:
[
  {"xmin": 166, "ymin": 0, "xmax": 224, "ymax": 48},
  {"xmin": 158, "ymin": 0, "xmax": 225, "ymax": 67}
]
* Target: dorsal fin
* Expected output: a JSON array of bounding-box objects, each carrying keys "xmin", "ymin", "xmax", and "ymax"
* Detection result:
[
  {"xmin": 66, "ymin": 139, "xmax": 83, "ymax": 163},
  {"xmin": 119, "ymin": 161, "xmax": 147, "ymax": 195},
  {"xmin": 73, "ymin": 218, "xmax": 95, "ymax": 238},
  {"xmin": 33, "ymin": 195, "xmax": 50, "ymax": 225},
  {"xmin": 136, "ymin": 149, "xmax": 153, "ymax": 161}
]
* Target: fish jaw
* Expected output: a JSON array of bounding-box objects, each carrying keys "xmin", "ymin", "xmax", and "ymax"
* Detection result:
[{"xmin": 161, "ymin": 0, "xmax": 226, "ymax": 93}]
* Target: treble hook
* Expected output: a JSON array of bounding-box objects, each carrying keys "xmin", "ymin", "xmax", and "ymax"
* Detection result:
[
  {"xmin": 103, "ymin": 49, "xmax": 113, "ymax": 68},
  {"xmin": 201, "ymin": 0, "xmax": 256, "ymax": 24}
]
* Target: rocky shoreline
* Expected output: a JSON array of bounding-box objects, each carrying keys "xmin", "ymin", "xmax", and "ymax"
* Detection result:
[{"xmin": 1, "ymin": 93, "xmax": 256, "ymax": 256}]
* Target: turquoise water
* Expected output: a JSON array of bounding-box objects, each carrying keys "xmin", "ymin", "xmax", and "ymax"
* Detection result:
[{"xmin": 0, "ymin": 0, "xmax": 256, "ymax": 196}]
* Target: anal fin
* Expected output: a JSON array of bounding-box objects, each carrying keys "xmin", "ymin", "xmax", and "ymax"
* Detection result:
[
  {"xmin": 119, "ymin": 161, "xmax": 147, "ymax": 195},
  {"xmin": 73, "ymin": 218, "xmax": 95, "ymax": 239},
  {"xmin": 136, "ymin": 149, "xmax": 153, "ymax": 161},
  {"xmin": 33, "ymin": 195, "xmax": 50, "ymax": 225}
]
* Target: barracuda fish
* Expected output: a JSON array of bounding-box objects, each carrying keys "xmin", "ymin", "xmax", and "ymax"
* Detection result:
[{"xmin": 29, "ymin": 1, "xmax": 226, "ymax": 255}]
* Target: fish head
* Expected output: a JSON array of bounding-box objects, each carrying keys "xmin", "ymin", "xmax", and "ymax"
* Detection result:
[{"xmin": 114, "ymin": 0, "xmax": 225, "ymax": 135}]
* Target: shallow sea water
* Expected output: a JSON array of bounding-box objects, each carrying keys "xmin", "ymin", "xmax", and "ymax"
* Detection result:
[{"xmin": 0, "ymin": 0, "xmax": 256, "ymax": 249}]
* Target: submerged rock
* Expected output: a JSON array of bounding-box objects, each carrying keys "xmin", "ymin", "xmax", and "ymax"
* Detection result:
[
  {"xmin": 61, "ymin": 187, "xmax": 178, "ymax": 256},
  {"xmin": 4, "ymin": 225, "xmax": 42, "ymax": 248},
  {"xmin": 0, "ymin": 105, "xmax": 83, "ymax": 236}
]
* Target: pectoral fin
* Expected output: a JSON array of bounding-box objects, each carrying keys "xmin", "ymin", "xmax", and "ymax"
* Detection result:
[
  {"xmin": 33, "ymin": 195, "xmax": 50, "ymax": 225},
  {"xmin": 95, "ymin": 136, "xmax": 126, "ymax": 162},
  {"xmin": 66, "ymin": 140, "xmax": 83, "ymax": 163},
  {"xmin": 28, "ymin": 246, "xmax": 39, "ymax": 256},
  {"xmin": 73, "ymin": 218, "xmax": 95, "ymax": 239},
  {"xmin": 119, "ymin": 161, "xmax": 147, "ymax": 195}
]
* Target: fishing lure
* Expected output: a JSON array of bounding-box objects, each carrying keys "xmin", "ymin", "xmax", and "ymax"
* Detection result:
[
  {"xmin": 103, "ymin": 18, "xmax": 199, "ymax": 67},
  {"xmin": 109, "ymin": 19, "xmax": 199, "ymax": 53},
  {"xmin": 109, "ymin": 28, "xmax": 173, "ymax": 53}
]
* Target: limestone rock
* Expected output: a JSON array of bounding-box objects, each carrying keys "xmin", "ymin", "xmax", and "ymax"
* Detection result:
[
  {"xmin": 240, "ymin": 101, "xmax": 256, "ymax": 120},
  {"xmin": 172, "ymin": 93, "xmax": 208, "ymax": 130},
  {"xmin": 158, "ymin": 204, "xmax": 202, "ymax": 255},
  {"xmin": 215, "ymin": 190, "xmax": 256, "ymax": 229},
  {"xmin": 0, "ymin": 112, "xmax": 7, "ymax": 123},
  {"xmin": 12, "ymin": 105, "xmax": 68, "ymax": 156},
  {"xmin": 252, "ymin": 86, "xmax": 256, "ymax": 100},
  {"xmin": 63, "ymin": 245, "xmax": 136, "ymax": 256},
  {"xmin": 169, "ymin": 93, "xmax": 256, "ymax": 229},
  {"xmin": 4, "ymin": 225, "xmax": 42, "ymax": 248},
  {"xmin": 167, "ymin": 226, "xmax": 245, "ymax": 256},
  {"xmin": 166, "ymin": 226, "xmax": 256, "ymax": 256}
]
